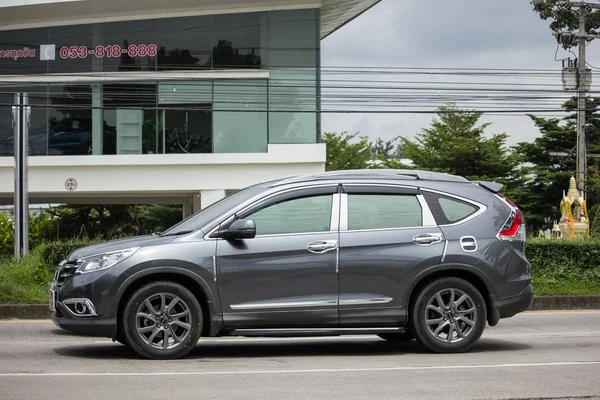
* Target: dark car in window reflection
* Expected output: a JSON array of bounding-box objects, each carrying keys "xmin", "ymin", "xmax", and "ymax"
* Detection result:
[{"xmin": 0, "ymin": 127, "xmax": 116, "ymax": 156}]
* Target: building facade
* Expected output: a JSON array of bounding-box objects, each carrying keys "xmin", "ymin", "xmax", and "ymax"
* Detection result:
[{"xmin": 0, "ymin": 0, "xmax": 379, "ymax": 214}]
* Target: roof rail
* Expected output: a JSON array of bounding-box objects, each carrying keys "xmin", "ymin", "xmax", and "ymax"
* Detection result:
[{"xmin": 269, "ymin": 169, "xmax": 470, "ymax": 187}]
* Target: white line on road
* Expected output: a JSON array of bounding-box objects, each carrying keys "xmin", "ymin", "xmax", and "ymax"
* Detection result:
[{"xmin": 1, "ymin": 361, "xmax": 599, "ymax": 377}]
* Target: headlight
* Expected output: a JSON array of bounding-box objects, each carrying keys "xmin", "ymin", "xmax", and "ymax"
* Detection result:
[{"xmin": 77, "ymin": 247, "xmax": 139, "ymax": 274}]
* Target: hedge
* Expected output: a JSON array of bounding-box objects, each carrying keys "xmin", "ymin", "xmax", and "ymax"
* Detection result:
[
  {"xmin": 527, "ymin": 238, "xmax": 600, "ymax": 296},
  {"xmin": 1, "ymin": 236, "xmax": 600, "ymax": 304}
]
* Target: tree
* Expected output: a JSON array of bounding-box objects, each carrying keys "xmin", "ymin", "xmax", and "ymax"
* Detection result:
[
  {"xmin": 322, "ymin": 131, "xmax": 372, "ymax": 171},
  {"xmin": 531, "ymin": 1, "xmax": 600, "ymax": 49},
  {"xmin": 400, "ymin": 105, "xmax": 518, "ymax": 181},
  {"xmin": 511, "ymin": 97, "xmax": 600, "ymax": 230}
]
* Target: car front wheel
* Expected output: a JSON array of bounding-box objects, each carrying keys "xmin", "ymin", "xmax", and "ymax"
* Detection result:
[
  {"xmin": 410, "ymin": 277, "xmax": 486, "ymax": 353},
  {"xmin": 122, "ymin": 281, "xmax": 203, "ymax": 359}
]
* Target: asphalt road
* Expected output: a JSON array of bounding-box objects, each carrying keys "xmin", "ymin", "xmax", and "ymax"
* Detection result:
[{"xmin": 0, "ymin": 311, "xmax": 599, "ymax": 400}]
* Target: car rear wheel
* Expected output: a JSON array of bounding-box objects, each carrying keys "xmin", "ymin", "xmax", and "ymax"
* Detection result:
[
  {"xmin": 122, "ymin": 281, "xmax": 202, "ymax": 359},
  {"xmin": 377, "ymin": 330, "xmax": 414, "ymax": 342},
  {"xmin": 410, "ymin": 277, "xmax": 486, "ymax": 353}
]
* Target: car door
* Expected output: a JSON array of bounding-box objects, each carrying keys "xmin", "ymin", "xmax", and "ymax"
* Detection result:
[
  {"xmin": 338, "ymin": 184, "xmax": 445, "ymax": 325},
  {"xmin": 216, "ymin": 185, "xmax": 340, "ymax": 328}
]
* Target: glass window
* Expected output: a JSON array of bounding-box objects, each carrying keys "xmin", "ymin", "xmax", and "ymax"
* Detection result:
[
  {"xmin": 246, "ymin": 195, "xmax": 332, "ymax": 236},
  {"xmin": 157, "ymin": 16, "xmax": 212, "ymax": 71},
  {"xmin": 48, "ymin": 24, "xmax": 95, "ymax": 74},
  {"xmin": 48, "ymin": 84, "xmax": 92, "ymax": 156},
  {"xmin": 348, "ymin": 195, "xmax": 422, "ymax": 230},
  {"xmin": 0, "ymin": 28, "xmax": 48, "ymax": 75},
  {"xmin": 103, "ymin": 84, "xmax": 157, "ymax": 154},
  {"xmin": 213, "ymin": 13, "xmax": 263, "ymax": 69},
  {"xmin": 213, "ymin": 79, "xmax": 267, "ymax": 153},
  {"xmin": 267, "ymin": 10, "xmax": 319, "ymax": 144},
  {"xmin": 423, "ymin": 191, "xmax": 479, "ymax": 225},
  {"xmin": 102, "ymin": 20, "xmax": 158, "ymax": 72},
  {"xmin": 439, "ymin": 198, "xmax": 478, "ymax": 223},
  {"xmin": 268, "ymin": 69, "xmax": 317, "ymax": 144}
]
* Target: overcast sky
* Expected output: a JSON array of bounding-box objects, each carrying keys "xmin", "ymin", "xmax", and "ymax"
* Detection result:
[{"xmin": 321, "ymin": 0, "xmax": 600, "ymax": 146}]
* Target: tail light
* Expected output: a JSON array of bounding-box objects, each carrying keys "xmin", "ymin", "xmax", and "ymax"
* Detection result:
[{"xmin": 496, "ymin": 195, "xmax": 526, "ymax": 242}]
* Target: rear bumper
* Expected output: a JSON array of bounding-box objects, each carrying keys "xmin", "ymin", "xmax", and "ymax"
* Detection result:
[{"xmin": 497, "ymin": 283, "xmax": 534, "ymax": 319}]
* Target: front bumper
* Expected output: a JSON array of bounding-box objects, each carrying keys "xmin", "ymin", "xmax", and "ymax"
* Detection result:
[
  {"xmin": 49, "ymin": 280, "xmax": 118, "ymax": 338},
  {"xmin": 497, "ymin": 283, "xmax": 534, "ymax": 319}
]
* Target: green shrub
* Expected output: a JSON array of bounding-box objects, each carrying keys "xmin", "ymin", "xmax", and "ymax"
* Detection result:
[
  {"xmin": 0, "ymin": 249, "xmax": 53, "ymax": 304},
  {"xmin": 0, "ymin": 236, "xmax": 102, "ymax": 304},
  {"xmin": 35, "ymin": 236, "xmax": 103, "ymax": 271},
  {"xmin": 526, "ymin": 238, "xmax": 600, "ymax": 296}
]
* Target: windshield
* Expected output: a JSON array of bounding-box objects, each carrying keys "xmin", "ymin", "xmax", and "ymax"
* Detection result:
[{"xmin": 160, "ymin": 185, "xmax": 266, "ymax": 235}]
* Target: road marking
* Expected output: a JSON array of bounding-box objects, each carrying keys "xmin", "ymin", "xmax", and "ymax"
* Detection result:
[
  {"xmin": 0, "ymin": 361, "xmax": 599, "ymax": 377},
  {"xmin": 524, "ymin": 310, "xmax": 600, "ymax": 315},
  {"xmin": 0, "ymin": 319, "xmax": 53, "ymax": 323}
]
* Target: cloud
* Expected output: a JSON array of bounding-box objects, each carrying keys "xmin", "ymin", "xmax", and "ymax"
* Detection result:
[{"xmin": 320, "ymin": 0, "xmax": 600, "ymax": 147}]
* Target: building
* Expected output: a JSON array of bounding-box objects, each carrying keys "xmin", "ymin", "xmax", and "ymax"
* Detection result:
[{"xmin": 0, "ymin": 0, "xmax": 380, "ymax": 216}]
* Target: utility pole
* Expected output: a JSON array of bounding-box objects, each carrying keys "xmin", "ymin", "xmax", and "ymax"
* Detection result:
[
  {"xmin": 554, "ymin": 1, "xmax": 600, "ymax": 198},
  {"xmin": 577, "ymin": 3, "xmax": 587, "ymax": 195},
  {"xmin": 12, "ymin": 93, "xmax": 30, "ymax": 257}
]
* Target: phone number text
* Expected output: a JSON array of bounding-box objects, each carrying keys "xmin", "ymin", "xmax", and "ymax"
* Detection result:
[{"xmin": 59, "ymin": 44, "xmax": 158, "ymax": 59}]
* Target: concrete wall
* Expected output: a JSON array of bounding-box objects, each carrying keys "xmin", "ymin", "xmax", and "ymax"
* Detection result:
[{"xmin": 0, "ymin": 143, "xmax": 326, "ymax": 209}]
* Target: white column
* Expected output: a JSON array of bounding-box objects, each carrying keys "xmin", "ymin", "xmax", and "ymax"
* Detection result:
[
  {"xmin": 91, "ymin": 24, "xmax": 103, "ymax": 155},
  {"xmin": 192, "ymin": 192, "xmax": 201, "ymax": 214},
  {"xmin": 182, "ymin": 203, "xmax": 192, "ymax": 219},
  {"xmin": 201, "ymin": 189, "xmax": 226, "ymax": 209},
  {"xmin": 91, "ymin": 85, "xmax": 103, "ymax": 155}
]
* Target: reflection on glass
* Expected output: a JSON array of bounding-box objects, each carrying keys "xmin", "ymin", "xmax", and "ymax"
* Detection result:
[
  {"xmin": 213, "ymin": 13, "xmax": 262, "ymax": 69},
  {"xmin": 162, "ymin": 108, "xmax": 212, "ymax": 153},
  {"xmin": 48, "ymin": 85, "xmax": 92, "ymax": 155},
  {"xmin": 103, "ymin": 84, "xmax": 157, "ymax": 154}
]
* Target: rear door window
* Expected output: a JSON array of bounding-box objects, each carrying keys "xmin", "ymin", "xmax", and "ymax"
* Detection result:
[
  {"xmin": 348, "ymin": 194, "xmax": 422, "ymax": 230},
  {"xmin": 422, "ymin": 191, "xmax": 479, "ymax": 225}
]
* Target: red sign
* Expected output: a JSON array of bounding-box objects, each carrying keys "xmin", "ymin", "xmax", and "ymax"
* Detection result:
[{"xmin": 59, "ymin": 44, "xmax": 157, "ymax": 60}]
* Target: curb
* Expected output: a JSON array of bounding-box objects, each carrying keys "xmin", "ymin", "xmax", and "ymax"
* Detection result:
[
  {"xmin": 529, "ymin": 296, "xmax": 600, "ymax": 311},
  {"xmin": 1, "ymin": 296, "xmax": 600, "ymax": 320},
  {"xmin": 0, "ymin": 304, "xmax": 51, "ymax": 320}
]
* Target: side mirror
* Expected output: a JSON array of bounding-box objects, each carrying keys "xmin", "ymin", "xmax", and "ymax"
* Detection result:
[{"xmin": 219, "ymin": 219, "xmax": 256, "ymax": 240}]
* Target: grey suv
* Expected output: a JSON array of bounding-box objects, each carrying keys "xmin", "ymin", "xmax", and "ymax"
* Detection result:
[{"xmin": 49, "ymin": 170, "xmax": 533, "ymax": 359}]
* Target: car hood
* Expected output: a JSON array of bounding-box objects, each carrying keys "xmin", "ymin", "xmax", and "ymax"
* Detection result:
[{"xmin": 67, "ymin": 235, "xmax": 176, "ymax": 261}]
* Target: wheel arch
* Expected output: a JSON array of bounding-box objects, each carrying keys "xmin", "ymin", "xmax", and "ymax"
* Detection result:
[
  {"xmin": 405, "ymin": 265, "xmax": 500, "ymax": 327},
  {"xmin": 114, "ymin": 268, "xmax": 222, "ymax": 341}
]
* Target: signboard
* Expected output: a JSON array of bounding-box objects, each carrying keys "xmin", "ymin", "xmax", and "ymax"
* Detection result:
[
  {"xmin": 58, "ymin": 44, "xmax": 157, "ymax": 59},
  {"xmin": 65, "ymin": 178, "xmax": 78, "ymax": 192},
  {"xmin": 0, "ymin": 44, "xmax": 157, "ymax": 61}
]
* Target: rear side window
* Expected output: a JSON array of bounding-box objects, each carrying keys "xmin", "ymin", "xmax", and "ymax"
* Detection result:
[
  {"xmin": 348, "ymin": 194, "xmax": 422, "ymax": 230},
  {"xmin": 423, "ymin": 191, "xmax": 479, "ymax": 225}
]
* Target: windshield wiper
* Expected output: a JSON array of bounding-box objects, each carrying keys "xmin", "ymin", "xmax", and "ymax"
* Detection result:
[{"xmin": 160, "ymin": 230, "xmax": 194, "ymax": 237}]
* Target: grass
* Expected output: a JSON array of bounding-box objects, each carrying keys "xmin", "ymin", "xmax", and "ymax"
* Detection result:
[
  {"xmin": 0, "ymin": 251, "xmax": 54, "ymax": 304},
  {"xmin": 532, "ymin": 262, "xmax": 600, "ymax": 296}
]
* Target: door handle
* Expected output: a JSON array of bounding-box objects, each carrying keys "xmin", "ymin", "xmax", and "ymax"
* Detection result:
[
  {"xmin": 413, "ymin": 233, "xmax": 443, "ymax": 246},
  {"xmin": 306, "ymin": 240, "xmax": 338, "ymax": 254}
]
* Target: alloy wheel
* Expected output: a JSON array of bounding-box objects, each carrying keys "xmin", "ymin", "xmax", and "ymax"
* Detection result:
[
  {"xmin": 424, "ymin": 288, "xmax": 477, "ymax": 344},
  {"xmin": 135, "ymin": 293, "xmax": 192, "ymax": 350}
]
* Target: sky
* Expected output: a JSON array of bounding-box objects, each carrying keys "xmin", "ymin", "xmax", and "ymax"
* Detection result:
[{"xmin": 320, "ymin": 0, "xmax": 600, "ymax": 147}]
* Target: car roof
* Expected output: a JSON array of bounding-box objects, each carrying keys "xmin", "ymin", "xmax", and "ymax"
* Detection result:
[{"xmin": 266, "ymin": 169, "xmax": 470, "ymax": 188}]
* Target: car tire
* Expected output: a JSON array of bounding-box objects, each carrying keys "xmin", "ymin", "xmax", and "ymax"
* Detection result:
[
  {"xmin": 377, "ymin": 330, "xmax": 414, "ymax": 342},
  {"xmin": 410, "ymin": 277, "xmax": 486, "ymax": 353},
  {"xmin": 122, "ymin": 281, "xmax": 203, "ymax": 359}
]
